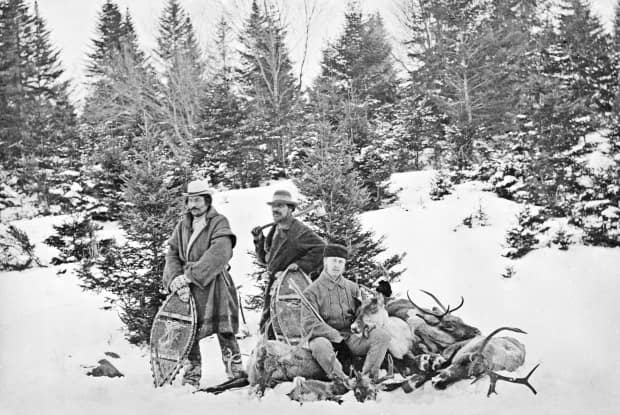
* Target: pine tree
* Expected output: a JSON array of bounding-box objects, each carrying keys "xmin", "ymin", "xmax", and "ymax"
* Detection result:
[
  {"xmin": 311, "ymin": 2, "xmax": 399, "ymax": 207},
  {"xmin": 553, "ymin": 0, "xmax": 614, "ymax": 114},
  {"xmin": 156, "ymin": 0, "xmax": 202, "ymax": 72},
  {"xmin": 86, "ymin": 0, "xmax": 124, "ymax": 78},
  {"xmin": 294, "ymin": 120, "xmax": 405, "ymax": 288},
  {"xmin": 154, "ymin": 0, "xmax": 205, "ymax": 152},
  {"xmin": 0, "ymin": 0, "xmax": 37, "ymax": 160},
  {"xmin": 77, "ymin": 138, "xmax": 189, "ymax": 344},
  {"xmin": 194, "ymin": 17, "xmax": 249, "ymax": 188},
  {"xmin": 0, "ymin": 0, "xmax": 77, "ymax": 209},
  {"xmin": 402, "ymin": 0, "xmax": 533, "ymax": 168},
  {"xmin": 237, "ymin": 0, "xmax": 299, "ymax": 177}
]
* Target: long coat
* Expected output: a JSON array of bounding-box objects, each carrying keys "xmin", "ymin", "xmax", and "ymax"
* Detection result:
[
  {"xmin": 253, "ymin": 218, "xmax": 324, "ymax": 331},
  {"xmin": 163, "ymin": 207, "xmax": 239, "ymax": 338},
  {"xmin": 254, "ymin": 218, "xmax": 324, "ymax": 277}
]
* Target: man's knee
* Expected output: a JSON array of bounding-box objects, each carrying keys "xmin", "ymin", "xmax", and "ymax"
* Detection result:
[{"xmin": 308, "ymin": 337, "xmax": 333, "ymax": 356}]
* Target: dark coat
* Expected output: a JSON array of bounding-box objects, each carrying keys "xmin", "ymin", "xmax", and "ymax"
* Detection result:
[
  {"xmin": 254, "ymin": 218, "xmax": 325, "ymax": 277},
  {"xmin": 163, "ymin": 207, "xmax": 239, "ymax": 338},
  {"xmin": 253, "ymin": 218, "xmax": 325, "ymax": 332}
]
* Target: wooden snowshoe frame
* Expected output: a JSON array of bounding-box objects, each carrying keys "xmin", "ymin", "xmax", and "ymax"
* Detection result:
[
  {"xmin": 149, "ymin": 293, "xmax": 197, "ymax": 387},
  {"xmin": 269, "ymin": 266, "xmax": 312, "ymax": 346}
]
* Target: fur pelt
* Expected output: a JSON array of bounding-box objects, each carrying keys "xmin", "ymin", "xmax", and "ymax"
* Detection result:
[{"xmin": 246, "ymin": 340, "xmax": 327, "ymax": 390}]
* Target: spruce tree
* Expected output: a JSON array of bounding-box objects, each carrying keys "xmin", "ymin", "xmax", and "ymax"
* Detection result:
[
  {"xmin": 77, "ymin": 138, "xmax": 189, "ymax": 344},
  {"xmin": 294, "ymin": 120, "xmax": 405, "ymax": 288},
  {"xmin": 154, "ymin": 0, "xmax": 205, "ymax": 151},
  {"xmin": 86, "ymin": 0, "xmax": 124, "ymax": 78},
  {"xmin": 0, "ymin": 0, "xmax": 36, "ymax": 160},
  {"xmin": 553, "ymin": 0, "xmax": 614, "ymax": 114},
  {"xmin": 237, "ymin": 0, "xmax": 299, "ymax": 177},
  {"xmin": 311, "ymin": 2, "xmax": 399, "ymax": 207}
]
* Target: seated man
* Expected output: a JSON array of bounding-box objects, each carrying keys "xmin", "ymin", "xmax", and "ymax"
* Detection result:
[{"xmin": 301, "ymin": 243, "xmax": 391, "ymax": 384}]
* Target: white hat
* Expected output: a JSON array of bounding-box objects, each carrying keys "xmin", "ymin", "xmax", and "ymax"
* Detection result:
[{"xmin": 183, "ymin": 180, "xmax": 214, "ymax": 196}]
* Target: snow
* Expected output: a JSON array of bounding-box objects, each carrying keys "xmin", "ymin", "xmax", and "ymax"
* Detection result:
[{"xmin": 2, "ymin": 171, "xmax": 620, "ymax": 414}]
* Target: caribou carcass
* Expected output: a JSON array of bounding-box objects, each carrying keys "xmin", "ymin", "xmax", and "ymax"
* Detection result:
[
  {"xmin": 386, "ymin": 290, "xmax": 481, "ymax": 354},
  {"xmin": 350, "ymin": 293, "xmax": 417, "ymax": 360},
  {"xmin": 433, "ymin": 327, "xmax": 539, "ymax": 396}
]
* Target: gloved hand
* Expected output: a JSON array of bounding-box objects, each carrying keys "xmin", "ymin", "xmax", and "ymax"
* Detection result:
[
  {"xmin": 169, "ymin": 275, "xmax": 189, "ymax": 294},
  {"xmin": 251, "ymin": 226, "xmax": 264, "ymax": 240},
  {"xmin": 177, "ymin": 285, "xmax": 190, "ymax": 302},
  {"xmin": 288, "ymin": 263, "xmax": 299, "ymax": 271}
]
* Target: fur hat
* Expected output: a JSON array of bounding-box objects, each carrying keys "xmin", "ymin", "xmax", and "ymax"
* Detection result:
[
  {"xmin": 267, "ymin": 189, "xmax": 298, "ymax": 207},
  {"xmin": 323, "ymin": 243, "xmax": 348, "ymax": 260}
]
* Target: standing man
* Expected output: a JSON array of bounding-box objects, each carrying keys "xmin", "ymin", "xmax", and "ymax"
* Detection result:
[
  {"xmin": 302, "ymin": 244, "xmax": 391, "ymax": 384},
  {"xmin": 163, "ymin": 180, "xmax": 243, "ymax": 387},
  {"xmin": 251, "ymin": 189, "xmax": 325, "ymax": 335}
]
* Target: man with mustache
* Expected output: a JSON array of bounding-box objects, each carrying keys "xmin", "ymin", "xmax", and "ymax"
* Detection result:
[
  {"xmin": 164, "ymin": 180, "xmax": 243, "ymax": 387},
  {"xmin": 251, "ymin": 189, "xmax": 325, "ymax": 336}
]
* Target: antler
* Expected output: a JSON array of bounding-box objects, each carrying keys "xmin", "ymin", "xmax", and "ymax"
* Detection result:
[
  {"xmin": 470, "ymin": 326, "xmax": 537, "ymax": 397},
  {"xmin": 407, "ymin": 290, "xmax": 465, "ymax": 325},
  {"xmin": 485, "ymin": 364, "xmax": 540, "ymax": 397}
]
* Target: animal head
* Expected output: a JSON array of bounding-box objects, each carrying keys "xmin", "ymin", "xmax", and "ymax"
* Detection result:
[
  {"xmin": 407, "ymin": 290, "xmax": 480, "ymax": 342},
  {"xmin": 432, "ymin": 327, "xmax": 526, "ymax": 390},
  {"xmin": 351, "ymin": 370, "xmax": 378, "ymax": 402},
  {"xmin": 351, "ymin": 294, "xmax": 389, "ymax": 337}
]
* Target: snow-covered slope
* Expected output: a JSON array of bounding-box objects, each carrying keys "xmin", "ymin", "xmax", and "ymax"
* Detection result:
[{"xmin": 1, "ymin": 171, "xmax": 619, "ymax": 415}]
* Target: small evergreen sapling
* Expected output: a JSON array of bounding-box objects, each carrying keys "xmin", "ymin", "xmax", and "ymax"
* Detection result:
[
  {"xmin": 502, "ymin": 206, "xmax": 546, "ymax": 259},
  {"xmin": 429, "ymin": 171, "xmax": 454, "ymax": 201},
  {"xmin": 44, "ymin": 215, "xmax": 113, "ymax": 265}
]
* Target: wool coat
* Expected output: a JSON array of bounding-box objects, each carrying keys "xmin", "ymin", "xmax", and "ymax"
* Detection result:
[
  {"xmin": 254, "ymin": 218, "xmax": 325, "ymax": 277},
  {"xmin": 301, "ymin": 270, "xmax": 362, "ymax": 343},
  {"xmin": 163, "ymin": 207, "xmax": 239, "ymax": 338}
]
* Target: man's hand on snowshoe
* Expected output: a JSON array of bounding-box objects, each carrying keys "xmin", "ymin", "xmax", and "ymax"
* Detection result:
[
  {"xmin": 177, "ymin": 285, "xmax": 190, "ymax": 302},
  {"xmin": 170, "ymin": 275, "xmax": 189, "ymax": 294}
]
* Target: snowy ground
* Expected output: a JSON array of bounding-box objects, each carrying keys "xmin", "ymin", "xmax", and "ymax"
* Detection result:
[{"xmin": 1, "ymin": 171, "xmax": 619, "ymax": 415}]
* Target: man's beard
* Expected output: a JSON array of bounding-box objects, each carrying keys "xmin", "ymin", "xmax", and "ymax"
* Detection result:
[{"xmin": 190, "ymin": 207, "xmax": 207, "ymax": 217}]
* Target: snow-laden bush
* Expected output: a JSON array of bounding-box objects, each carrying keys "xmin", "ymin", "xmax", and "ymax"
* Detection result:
[
  {"xmin": 502, "ymin": 206, "xmax": 547, "ymax": 259},
  {"xmin": 44, "ymin": 215, "xmax": 114, "ymax": 265},
  {"xmin": 0, "ymin": 224, "xmax": 39, "ymax": 271},
  {"xmin": 429, "ymin": 170, "xmax": 454, "ymax": 201}
]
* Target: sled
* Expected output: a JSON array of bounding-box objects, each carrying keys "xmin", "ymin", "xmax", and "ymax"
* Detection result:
[
  {"xmin": 149, "ymin": 292, "xmax": 197, "ymax": 387},
  {"xmin": 269, "ymin": 266, "xmax": 313, "ymax": 346}
]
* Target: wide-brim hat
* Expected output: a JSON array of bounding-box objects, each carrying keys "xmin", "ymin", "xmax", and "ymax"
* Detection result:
[
  {"xmin": 183, "ymin": 179, "xmax": 214, "ymax": 197},
  {"xmin": 267, "ymin": 189, "xmax": 298, "ymax": 207}
]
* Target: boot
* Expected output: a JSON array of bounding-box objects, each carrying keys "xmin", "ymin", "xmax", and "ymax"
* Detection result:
[
  {"xmin": 218, "ymin": 333, "xmax": 246, "ymax": 380},
  {"xmin": 181, "ymin": 358, "xmax": 201, "ymax": 387}
]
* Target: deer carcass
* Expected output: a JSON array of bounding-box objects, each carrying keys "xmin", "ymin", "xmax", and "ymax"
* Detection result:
[
  {"xmin": 351, "ymin": 294, "xmax": 417, "ymax": 360},
  {"xmin": 386, "ymin": 290, "xmax": 481, "ymax": 353},
  {"xmin": 432, "ymin": 327, "xmax": 539, "ymax": 396}
]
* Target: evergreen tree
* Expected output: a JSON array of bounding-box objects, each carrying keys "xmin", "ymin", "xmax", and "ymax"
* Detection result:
[
  {"xmin": 156, "ymin": 0, "xmax": 202, "ymax": 72},
  {"xmin": 402, "ymin": 0, "xmax": 533, "ymax": 168},
  {"xmin": 154, "ymin": 0, "xmax": 205, "ymax": 152},
  {"xmin": 77, "ymin": 138, "xmax": 189, "ymax": 344},
  {"xmin": 552, "ymin": 0, "xmax": 614, "ymax": 114},
  {"xmin": 85, "ymin": 0, "xmax": 124, "ymax": 78},
  {"xmin": 237, "ymin": 0, "xmax": 299, "ymax": 177},
  {"xmin": 0, "ymin": 0, "xmax": 77, "ymax": 202},
  {"xmin": 83, "ymin": 1, "xmax": 149, "ymax": 137},
  {"xmin": 294, "ymin": 120, "xmax": 405, "ymax": 288},
  {"xmin": 0, "ymin": 0, "xmax": 36, "ymax": 160},
  {"xmin": 311, "ymin": 2, "xmax": 399, "ymax": 207},
  {"xmin": 194, "ymin": 17, "xmax": 250, "ymax": 188}
]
